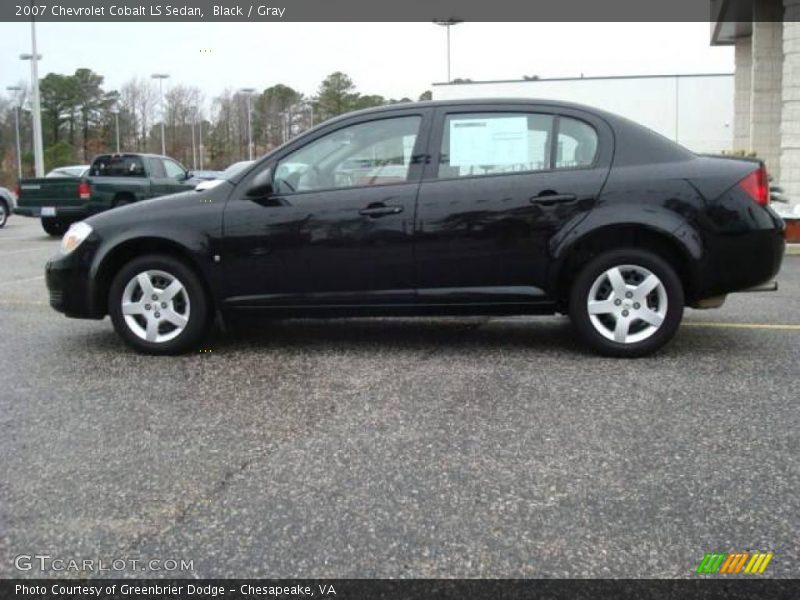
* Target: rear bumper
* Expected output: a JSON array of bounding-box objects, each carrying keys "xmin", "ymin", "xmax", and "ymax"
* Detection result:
[
  {"xmin": 14, "ymin": 206, "xmax": 89, "ymax": 218},
  {"xmin": 695, "ymin": 227, "xmax": 785, "ymax": 299},
  {"xmin": 45, "ymin": 246, "xmax": 104, "ymax": 319}
]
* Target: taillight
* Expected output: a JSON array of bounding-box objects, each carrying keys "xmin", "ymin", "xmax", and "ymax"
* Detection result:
[
  {"xmin": 77, "ymin": 180, "xmax": 91, "ymax": 200},
  {"xmin": 738, "ymin": 164, "xmax": 769, "ymax": 207},
  {"xmin": 14, "ymin": 184, "xmax": 21, "ymax": 199}
]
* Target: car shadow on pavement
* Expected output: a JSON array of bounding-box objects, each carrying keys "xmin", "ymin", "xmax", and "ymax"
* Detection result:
[
  {"xmin": 65, "ymin": 316, "xmax": 754, "ymax": 359},
  {"xmin": 66, "ymin": 316, "xmax": 591, "ymax": 357},
  {"xmin": 215, "ymin": 316, "xmax": 584, "ymax": 355}
]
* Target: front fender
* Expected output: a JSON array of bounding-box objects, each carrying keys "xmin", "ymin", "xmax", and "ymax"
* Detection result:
[{"xmin": 88, "ymin": 227, "xmax": 216, "ymax": 282}]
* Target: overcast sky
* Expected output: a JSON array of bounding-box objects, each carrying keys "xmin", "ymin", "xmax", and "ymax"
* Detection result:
[{"xmin": 0, "ymin": 22, "xmax": 732, "ymax": 107}]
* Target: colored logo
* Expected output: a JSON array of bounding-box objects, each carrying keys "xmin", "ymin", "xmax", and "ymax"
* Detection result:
[{"xmin": 696, "ymin": 552, "xmax": 773, "ymax": 575}]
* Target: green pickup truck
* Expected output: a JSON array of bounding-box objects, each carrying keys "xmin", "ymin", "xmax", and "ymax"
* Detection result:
[{"xmin": 14, "ymin": 153, "xmax": 200, "ymax": 236}]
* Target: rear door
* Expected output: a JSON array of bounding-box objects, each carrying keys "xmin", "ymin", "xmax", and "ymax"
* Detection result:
[{"xmin": 413, "ymin": 104, "xmax": 613, "ymax": 303}]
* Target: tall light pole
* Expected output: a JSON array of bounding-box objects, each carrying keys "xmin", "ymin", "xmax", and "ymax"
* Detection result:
[
  {"xmin": 239, "ymin": 87, "xmax": 256, "ymax": 160},
  {"xmin": 111, "ymin": 107, "xmax": 120, "ymax": 153},
  {"xmin": 197, "ymin": 110, "xmax": 204, "ymax": 170},
  {"xmin": 434, "ymin": 19, "xmax": 462, "ymax": 82},
  {"xmin": 151, "ymin": 73, "xmax": 169, "ymax": 155},
  {"xmin": 280, "ymin": 108, "xmax": 290, "ymax": 143},
  {"xmin": 20, "ymin": 21, "xmax": 44, "ymax": 177},
  {"xmin": 5, "ymin": 86, "xmax": 23, "ymax": 179},
  {"xmin": 189, "ymin": 105, "xmax": 197, "ymax": 170}
]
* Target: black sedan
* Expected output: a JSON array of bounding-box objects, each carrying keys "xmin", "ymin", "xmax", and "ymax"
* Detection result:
[{"xmin": 45, "ymin": 99, "xmax": 785, "ymax": 357}]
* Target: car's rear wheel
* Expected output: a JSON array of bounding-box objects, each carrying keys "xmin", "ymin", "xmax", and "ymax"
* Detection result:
[
  {"xmin": 41, "ymin": 217, "xmax": 69, "ymax": 237},
  {"xmin": 0, "ymin": 201, "xmax": 8, "ymax": 228},
  {"xmin": 112, "ymin": 194, "xmax": 134, "ymax": 208},
  {"xmin": 108, "ymin": 255, "xmax": 210, "ymax": 355},
  {"xmin": 568, "ymin": 248, "xmax": 684, "ymax": 357}
]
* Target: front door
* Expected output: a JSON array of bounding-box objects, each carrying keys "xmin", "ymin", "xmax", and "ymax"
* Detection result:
[
  {"xmin": 414, "ymin": 106, "xmax": 612, "ymax": 304},
  {"xmin": 161, "ymin": 158, "xmax": 196, "ymax": 194},
  {"xmin": 221, "ymin": 111, "xmax": 430, "ymax": 308},
  {"xmin": 147, "ymin": 157, "xmax": 183, "ymax": 198}
]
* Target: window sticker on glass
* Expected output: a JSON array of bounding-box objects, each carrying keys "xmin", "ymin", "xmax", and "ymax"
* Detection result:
[{"xmin": 449, "ymin": 116, "xmax": 529, "ymax": 168}]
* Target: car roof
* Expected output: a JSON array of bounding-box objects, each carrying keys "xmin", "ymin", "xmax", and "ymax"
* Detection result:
[
  {"xmin": 313, "ymin": 97, "xmax": 694, "ymax": 168},
  {"xmin": 233, "ymin": 97, "xmax": 694, "ymax": 181},
  {"xmin": 92, "ymin": 153, "xmax": 173, "ymax": 159},
  {"xmin": 327, "ymin": 98, "xmax": 627, "ymax": 122}
]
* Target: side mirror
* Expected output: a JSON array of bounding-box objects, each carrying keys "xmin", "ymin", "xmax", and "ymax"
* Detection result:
[
  {"xmin": 246, "ymin": 168, "xmax": 274, "ymax": 199},
  {"xmin": 184, "ymin": 170, "xmax": 193, "ymax": 180}
]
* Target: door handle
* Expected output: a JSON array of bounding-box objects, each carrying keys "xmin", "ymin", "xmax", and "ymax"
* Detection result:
[
  {"xmin": 359, "ymin": 205, "xmax": 404, "ymax": 217},
  {"xmin": 530, "ymin": 193, "xmax": 577, "ymax": 206}
]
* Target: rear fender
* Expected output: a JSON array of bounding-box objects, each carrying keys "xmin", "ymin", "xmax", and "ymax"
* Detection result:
[{"xmin": 548, "ymin": 204, "xmax": 703, "ymax": 297}]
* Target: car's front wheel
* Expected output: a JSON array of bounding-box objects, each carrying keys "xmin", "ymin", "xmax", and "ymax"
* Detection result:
[
  {"xmin": 108, "ymin": 255, "xmax": 210, "ymax": 355},
  {"xmin": 41, "ymin": 217, "xmax": 69, "ymax": 237},
  {"xmin": 568, "ymin": 249, "xmax": 684, "ymax": 357},
  {"xmin": 0, "ymin": 201, "xmax": 8, "ymax": 228}
]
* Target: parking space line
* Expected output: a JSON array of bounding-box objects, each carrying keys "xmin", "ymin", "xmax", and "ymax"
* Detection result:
[
  {"xmin": 0, "ymin": 275, "xmax": 45, "ymax": 287},
  {"xmin": 0, "ymin": 247, "xmax": 52, "ymax": 255},
  {"xmin": 684, "ymin": 321, "xmax": 800, "ymax": 331}
]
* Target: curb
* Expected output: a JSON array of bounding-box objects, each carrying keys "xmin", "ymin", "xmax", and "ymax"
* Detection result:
[{"xmin": 787, "ymin": 244, "xmax": 800, "ymax": 255}]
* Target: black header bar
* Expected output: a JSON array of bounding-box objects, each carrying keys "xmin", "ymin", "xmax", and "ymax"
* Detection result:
[
  {"xmin": 1, "ymin": 0, "xmax": 721, "ymax": 23},
  {"xmin": 3, "ymin": 579, "xmax": 800, "ymax": 600}
]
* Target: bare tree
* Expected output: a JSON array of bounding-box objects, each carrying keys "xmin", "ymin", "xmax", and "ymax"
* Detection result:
[
  {"xmin": 119, "ymin": 77, "xmax": 157, "ymax": 153},
  {"xmin": 165, "ymin": 84, "xmax": 203, "ymax": 166},
  {"xmin": 208, "ymin": 89, "xmax": 252, "ymax": 168}
]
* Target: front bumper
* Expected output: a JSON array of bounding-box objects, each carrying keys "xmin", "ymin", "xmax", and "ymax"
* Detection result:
[{"xmin": 45, "ymin": 243, "xmax": 104, "ymax": 319}]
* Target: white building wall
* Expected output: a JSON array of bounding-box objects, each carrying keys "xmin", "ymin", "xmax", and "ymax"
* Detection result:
[
  {"xmin": 782, "ymin": 1, "xmax": 800, "ymax": 206},
  {"xmin": 734, "ymin": 37, "xmax": 753, "ymax": 149},
  {"xmin": 750, "ymin": 4, "xmax": 783, "ymax": 180},
  {"xmin": 432, "ymin": 74, "xmax": 734, "ymax": 154}
]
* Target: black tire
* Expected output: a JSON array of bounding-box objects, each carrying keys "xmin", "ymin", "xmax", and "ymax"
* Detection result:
[
  {"xmin": 41, "ymin": 217, "xmax": 69, "ymax": 237},
  {"xmin": 568, "ymin": 248, "xmax": 684, "ymax": 358},
  {"xmin": 0, "ymin": 201, "xmax": 8, "ymax": 228},
  {"xmin": 112, "ymin": 194, "xmax": 134, "ymax": 208},
  {"xmin": 108, "ymin": 254, "xmax": 211, "ymax": 355}
]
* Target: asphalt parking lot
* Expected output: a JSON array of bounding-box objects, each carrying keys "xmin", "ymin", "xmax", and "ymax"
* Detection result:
[{"xmin": 1, "ymin": 215, "xmax": 798, "ymax": 579}]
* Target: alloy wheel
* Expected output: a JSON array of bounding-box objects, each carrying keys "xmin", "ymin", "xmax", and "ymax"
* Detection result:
[
  {"xmin": 586, "ymin": 264, "xmax": 668, "ymax": 344},
  {"xmin": 120, "ymin": 269, "xmax": 191, "ymax": 343}
]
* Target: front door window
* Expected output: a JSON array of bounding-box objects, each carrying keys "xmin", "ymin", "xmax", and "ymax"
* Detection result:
[{"xmin": 273, "ymin": 116, "xmax": 421, "ymax": 194}]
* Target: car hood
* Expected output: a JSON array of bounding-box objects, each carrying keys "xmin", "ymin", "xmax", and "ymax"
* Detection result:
[{"xmin": 84, "ymin": 184, "xmax": 232, "ymax": 232}]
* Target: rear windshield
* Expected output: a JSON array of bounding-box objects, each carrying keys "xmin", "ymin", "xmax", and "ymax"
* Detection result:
[{"xmin": 90, "ymin": 155, "xmax": 146, "ymax": 177}]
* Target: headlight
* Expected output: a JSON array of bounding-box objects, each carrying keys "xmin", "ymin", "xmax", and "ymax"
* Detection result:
[{"xmin": 60, "ymin": 222, "xmax": 93, "ymax": 255}]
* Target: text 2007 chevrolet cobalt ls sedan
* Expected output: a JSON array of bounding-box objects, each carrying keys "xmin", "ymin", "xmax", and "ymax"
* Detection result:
[{"xmin": 46, "ymin": 100, "xmax": 785, "ymax": 357}]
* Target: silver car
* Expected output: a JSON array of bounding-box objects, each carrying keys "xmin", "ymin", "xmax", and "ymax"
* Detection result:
[{"xmin": 0, "ymin": 186, "xmax": 16, "ymax": 228}]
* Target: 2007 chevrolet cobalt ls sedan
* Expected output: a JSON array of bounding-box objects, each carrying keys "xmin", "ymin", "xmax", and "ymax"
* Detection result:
[{"xmin": 46, "ymin": 100, "xmax": 785, "ymax": 357}]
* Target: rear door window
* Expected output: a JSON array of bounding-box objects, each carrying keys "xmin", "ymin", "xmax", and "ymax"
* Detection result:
[
  {"xmin": 148, "ymin": 158, "xmax": 167, "ymax": 178},
  {"xmin": 90, "ymin": 155, "xmax": 146, "ymax": 177},
  {"xmin": 555, "ymin": 117, "xmax": 599, "ymax": 169},
  {"xmin": 438, "ymin": 112, "xmax": 554, "ymax": 179}
]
